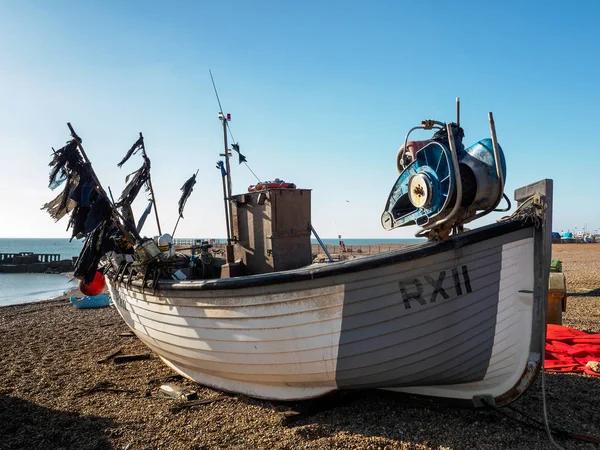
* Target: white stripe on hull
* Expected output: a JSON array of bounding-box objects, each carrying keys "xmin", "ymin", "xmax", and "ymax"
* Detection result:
[{"xmin": 108, "ymin": 281, "xmax": 343, "ymax": 400}]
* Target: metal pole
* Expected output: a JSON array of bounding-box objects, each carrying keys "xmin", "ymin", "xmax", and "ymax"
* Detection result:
[
  {"xmin": 311, "ymin": 225, "xmax": 333, "ymax": 262},
  {"xmin": 456, "ymin": 97, "xmax": 460, "ymax": 127},
  {"xmin": 222, "ymin": 117, "xmax": 234, "ymax": 243},
  {"xmin": 221, "ymin": 175, "xmax": 231, "ymax": 242},
  {"xmin": 488, "ymin": 112, "xmax": 503, "ymax": 194},
  {"xmin": 139, "ymin": 133, "xmax": 162, "ymax": 235},
  {"xmin": 172, "ymin": 216, "xmax": 182, "ymax": 238}
]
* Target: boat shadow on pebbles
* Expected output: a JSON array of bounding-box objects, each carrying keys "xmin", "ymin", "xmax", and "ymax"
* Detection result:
[
  {"xmin": 235, "ymin": 373, "xmax": 600, "ymax": 449},
  {"xmin": 0, "ymin": 393, "xmax": 116, "ymax": 450}
]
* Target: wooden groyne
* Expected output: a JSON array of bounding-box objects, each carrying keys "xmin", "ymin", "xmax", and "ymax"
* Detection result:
[
  {"xmin": 0, "ymin": 252, "xmax": 73, "ymax": 274},
  {"xmin": 0, "ymin": 252, "xmax": 62, "ymax": 263}
]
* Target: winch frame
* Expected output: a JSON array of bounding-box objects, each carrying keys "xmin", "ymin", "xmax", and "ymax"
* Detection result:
[{"xmin": 396, "ymin": 99, "xmax": 506, "ymax": 241}]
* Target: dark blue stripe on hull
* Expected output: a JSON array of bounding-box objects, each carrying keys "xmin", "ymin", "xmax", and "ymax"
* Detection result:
[{"xmin": 335, "ymin": 227, "xmax": 533, "ymax": 389}]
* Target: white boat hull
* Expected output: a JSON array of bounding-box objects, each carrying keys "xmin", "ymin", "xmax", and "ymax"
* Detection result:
[{"xmin": 107, "ymin": 217, "xmax": 547, "ymax": 405}]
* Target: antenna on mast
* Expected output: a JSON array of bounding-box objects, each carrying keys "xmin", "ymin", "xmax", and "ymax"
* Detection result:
[{"xmin": 456, "ymin": 97, "xmax": 460, "ymax": 127}]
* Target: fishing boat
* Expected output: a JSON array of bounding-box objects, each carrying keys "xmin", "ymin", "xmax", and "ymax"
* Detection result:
[
  {"xmin": 44, "ymin": 99, "xmax": 552, "ymax": 407},
  {"xmin": 561, "ymin": 232, "xmax": 576, "ymax": 244}
]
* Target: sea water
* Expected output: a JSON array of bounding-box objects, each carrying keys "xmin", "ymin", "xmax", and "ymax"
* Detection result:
[
  {"xmin": 0, "ymin": 238, "xmax": 83, "ymax": 260},
  {"xmin": 0, "ymin": 273, "xmax": 77, "ymax": 306},
  {"xmin": 0, "ymin": 237, "xmax": 421, "ymax": 305},
  {"xmin": 0, "ymin": 238, "xmax": 83, "ymax": 305}
]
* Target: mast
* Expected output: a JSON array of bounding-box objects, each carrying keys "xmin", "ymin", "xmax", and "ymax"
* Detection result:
[{"xmin": 219, "ymin": 112, "xmax": 235, "ymax": 263}]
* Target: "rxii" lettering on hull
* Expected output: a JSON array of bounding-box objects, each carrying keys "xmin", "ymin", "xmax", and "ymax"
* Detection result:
[{"xmin": 398, "ymin": 265, "xmax": 472, "ymax": 309}]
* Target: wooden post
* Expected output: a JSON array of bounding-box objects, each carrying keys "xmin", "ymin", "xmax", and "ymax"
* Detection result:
[{"xmin": 514, "ymin": 179, "xmax": 553, "ymax": 375}]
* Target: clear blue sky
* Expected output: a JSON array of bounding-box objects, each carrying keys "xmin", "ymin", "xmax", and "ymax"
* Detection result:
[{"xmin": 1, "ymin": 0, "xmax": 599, "ymax": 239}]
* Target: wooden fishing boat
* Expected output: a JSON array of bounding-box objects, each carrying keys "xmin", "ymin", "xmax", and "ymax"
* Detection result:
[
  {"xmin": 106, "ymin": 175, "xmax": 552, "ymax": 404},
  {"xmin": 44, "ymin": 101, "xmax": 553, "ymax": 406}
]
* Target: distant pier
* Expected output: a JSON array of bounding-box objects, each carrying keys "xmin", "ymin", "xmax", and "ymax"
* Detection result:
[{"xmin": 0, "ymin": 252, "xmax": 73, "ymax": 274}]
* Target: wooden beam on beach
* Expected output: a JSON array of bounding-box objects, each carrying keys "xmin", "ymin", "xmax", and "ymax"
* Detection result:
[
  {"xmin": 146, "ymin": 374, "xmax": 183, "ymax": 386},
  {"xmin": 113, "ymin": 353, "xmax": 151, "ymax": 364},
  {"xmin": 97, "ymin": 347, "xmax": 124, "ymax": 364}
]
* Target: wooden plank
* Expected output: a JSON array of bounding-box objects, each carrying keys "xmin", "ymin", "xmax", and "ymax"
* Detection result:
[
  {"xmin": 97, "ymin": 347, "xmax": 123, "ymax": 364},
  {"xmin": 113, "ymin": 353, "xmax": 151, "ymax": 364},
  {"xmin": 147, "ymin": 374, "xmax": 183, "ymax": 386}
]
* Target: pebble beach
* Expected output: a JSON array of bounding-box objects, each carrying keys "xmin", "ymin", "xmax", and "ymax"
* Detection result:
[{"xmin": 1, "ymin": 244, "xmax": 599, "ymax": 450}]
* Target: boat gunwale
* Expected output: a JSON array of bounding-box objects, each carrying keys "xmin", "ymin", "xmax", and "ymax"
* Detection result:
[{"xmin": 114, "ymin": 219, "xmax": 529, "ymax": 292}]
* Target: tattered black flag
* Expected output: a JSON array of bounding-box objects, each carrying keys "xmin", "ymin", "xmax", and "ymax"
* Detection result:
[
  {"xmin": 231, "ymin": 143, "xmax": 247, "ymax": 164},
  {"xmin": 178, "ymin": 171, "xmax": 197, "ymax": 218},
  {"xmin": 117, "ymin": 159, "xmax": 151, "ymax": 206},
  {"xmin": 117, "ymin": 135, "xmax": 144, "ymax": 168},
  {"xmin": 43, "ymin": 140, "xmax": 88, "ymax": 221},
  {"xmin": 42, "ymin": 173, "xmax": 80, "ymax": 221},
  {"xmin": 48, "ymin": 140, "xmax": 84, "ymax": 188}
]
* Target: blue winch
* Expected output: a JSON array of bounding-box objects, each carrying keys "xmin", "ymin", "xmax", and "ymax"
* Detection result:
[{"xmin": 381, "ymin": 100, "xmax": 508, "ymax": 239}]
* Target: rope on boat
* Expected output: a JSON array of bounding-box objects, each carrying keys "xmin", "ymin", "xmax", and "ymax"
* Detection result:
[
  {"xmin": 498, "ymin": 193, "xmax": 547, "ymax": 228},
  {"xmin": 481, "ymin": 396, "xmax": 600, "ymax": 447},
  {"xmin": 493, "ymin": 191, "xmax": 596, "ymax": 448}
]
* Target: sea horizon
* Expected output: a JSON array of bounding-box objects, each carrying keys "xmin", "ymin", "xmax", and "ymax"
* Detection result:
[
  {"xmin": 2, "ymin": 236, "xmax": 425, "ymax": 251},
  {"xmin": 0, "ymin": 237, "xmax": 84, "ymax": 260}
]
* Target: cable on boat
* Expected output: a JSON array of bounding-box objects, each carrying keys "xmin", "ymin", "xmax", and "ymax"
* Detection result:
[
  {"xmin": 481, "ymin": 396, "xmax": 600, "ymax": 447},
  {"xmin": 493, "ymin": 193, "xmax": 511, "ymax": 212},
  {"xmin": 209, "ymin": 69, "xmax": 262, "ymax": 184}
]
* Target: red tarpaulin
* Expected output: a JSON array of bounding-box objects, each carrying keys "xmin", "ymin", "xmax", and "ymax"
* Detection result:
[{"xmin": 545, "ymin": 324, "xmax": 600, "ymax": 376}]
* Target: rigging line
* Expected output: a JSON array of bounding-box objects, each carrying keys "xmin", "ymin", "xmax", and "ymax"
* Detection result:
[
  {"xmin": 226, "ymin": 121, "xmax": 236, "ymax": 145},
  {"xmin": 209, "ymin": 70, "xmax": 262, "ymax": 183},
  {"xmin": 209, "ymin": 69, "xmax": 225, "ymax": 115},
  {"xmin": 244, "ymin": 161, "xmax": 262, "ymax": 183},
  {"xmin": 226, "ymin": 121, "xmax": 261, "ymax": 182}
]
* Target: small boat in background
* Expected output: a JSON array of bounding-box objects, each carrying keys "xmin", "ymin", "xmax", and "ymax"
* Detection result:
[
  {"xmin": 561, "ymin": 232, "xmax": 576, "ymax": 244},
  {"xmin": 70, "ymin": 293, "xmax": 111, "ymax": 309}
]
